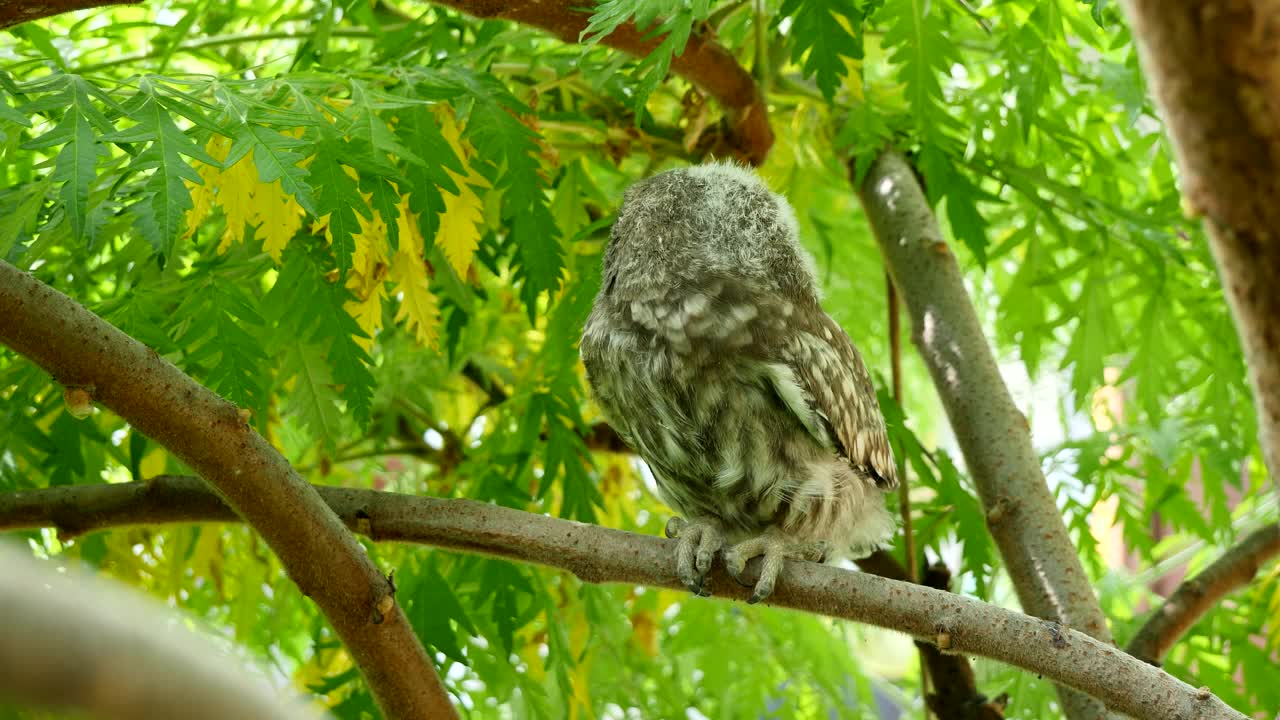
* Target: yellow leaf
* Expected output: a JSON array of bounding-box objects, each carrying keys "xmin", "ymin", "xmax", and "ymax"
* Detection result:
[
  {"xmin": 344, "ymin": 285, "xmax": 385, "ymax": 351},
  {"xmin": 255, "ymin": 179, "xmax": 306, "ymax": 262},
  {"xmin": 139, "ymin": 445, "xmax": 167, "ymax": 479},
  {"xmin": 388, "ymin": 249, "xmax": 439, "ymax": 348},
  {"xmin": 434, "ymin": 109, "xmax": 488, "ymax": 279},
  {"xmin": 395, "ymin": 194, "xmax": 427, "ymax": 257},
  {"xmin": 350, "ymin": 197, "xmax": 388, "ymax": 278},
  {"xmin": 183, "ymin": 136, "xmax": 229, "ymax": 240},
  {"xmin": 215, "ymin": 148, "xmax": 260, "ymax": 253}
]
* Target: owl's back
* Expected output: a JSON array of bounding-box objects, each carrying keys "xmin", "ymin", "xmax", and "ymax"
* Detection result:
[{"xmin": 581, "ymin": 275, "xmax": 894, "ymax": 555}]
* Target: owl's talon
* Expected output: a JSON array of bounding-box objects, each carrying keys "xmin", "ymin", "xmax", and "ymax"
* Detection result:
[
  {"xmin": 724, "ymin": 531, "xmax": 830, "ymax": 604},
  {"xmin": 664, "ymin": 516, "xmax": 686, "ymax": 539},
  {"xmin": 669, "ymin": 516, "xmax": 723, "ymax": 596}
]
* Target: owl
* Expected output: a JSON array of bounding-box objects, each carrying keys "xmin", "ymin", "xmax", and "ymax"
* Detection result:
[{"xmin": 580, "ymin": 161, "xmax": 897, "ymax": 603}]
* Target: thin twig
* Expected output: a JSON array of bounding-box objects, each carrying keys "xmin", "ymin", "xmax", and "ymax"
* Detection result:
[{"xmin": 1126, "ymin": 523, "xmax": 1280, "ymax": 665}]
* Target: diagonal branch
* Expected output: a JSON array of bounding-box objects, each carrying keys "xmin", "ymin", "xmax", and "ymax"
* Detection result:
[
  {"xmin": 0, "ymin": 261, "xmax": 456, "ymax": 720},
  {"xmin": 853, "ymin": 150, "xmax": 1117, "ymax": 720},
  {"xmin": 437, "ymin": 0, "xmax": 773, "ymax": 165},
  {"xmin": 0, "ymin": 476, "xmax": 1248, "ymax": 720},
  {"xmin": 1126, "ymin": 523, "xmax": 1280, "ymax": 666},
  {"xmin": 1119, "ymin": 0, "xmax": 1280, "ymax": 481}
]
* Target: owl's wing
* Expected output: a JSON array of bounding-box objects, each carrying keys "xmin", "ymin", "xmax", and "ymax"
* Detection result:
[{"xmin": 766, "ymin": 310, "xmax": 899, "ymax": 490}]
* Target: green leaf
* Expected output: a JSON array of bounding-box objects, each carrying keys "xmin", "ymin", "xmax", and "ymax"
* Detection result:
[
  {"xmin": 281, "ymin": 341, "xmax": 342, "ymax": 455},
  {"xmin": 405, "ymin": 559, "xmax": 477, "ymax": 664},
  {"xmin": 778, "ymin": 0, "xmax": 867, "ymax": 101},
  {"xmin": 878, "ymin": 0, "xmax": 960, "ymax": 138},
  {"xmin": 1062, "ymin": 267, "xmax": 1119, "ymax": 407},
  {"xmin": 309, "ymin": 141, "xmax": 367, "ymax": 279},
  {"xmin": 21, "ymin": 76, "xmax": 114, "ymax": 244},
  {"xmin": 580, "ymin": 0, "xmax": 711, "ymax": 112},
  {"xmin": 916, "ymin": 144, "xmax": 993, "ymax": 264},
  {"xmin": 108, "ymin": 85, "xmax": 216, "ymax": 255}
]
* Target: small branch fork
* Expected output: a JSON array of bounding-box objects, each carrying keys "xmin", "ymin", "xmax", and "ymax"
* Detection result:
[{"xmin": 0, "ymin": 476, "xmax": 1247, "ymax": 720}]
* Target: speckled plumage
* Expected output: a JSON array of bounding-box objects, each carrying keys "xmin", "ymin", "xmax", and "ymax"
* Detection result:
[{"xmin": 580, "ymin": 162, "xmax": 897, "ymax": 601}]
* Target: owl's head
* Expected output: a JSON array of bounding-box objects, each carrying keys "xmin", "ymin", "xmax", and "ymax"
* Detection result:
[{"xmin": 602, "ymin": 161, "xmax": 818, "ymax": 297}]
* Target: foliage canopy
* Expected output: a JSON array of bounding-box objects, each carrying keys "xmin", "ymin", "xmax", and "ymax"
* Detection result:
[{"xmin": 1, "ymin": 0, "xmax": 1277, "ymax": 718}]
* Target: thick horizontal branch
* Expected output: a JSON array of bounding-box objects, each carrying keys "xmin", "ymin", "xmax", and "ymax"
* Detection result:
[
  {"xmin": 1127, "ymin": 524, "xmax": 1280, "ymax": 665},
  {"xmin": 0, "ymin": 543, "xmax": 323, "ymax": 720},
  {"xmin": 438, "ymin": 0, "xmax": 773, "ymax": 165},
  {"xmin": 0, "ymin": 261, "xmax": 454, "ymax": 720},
  {"xmin": 855, "ymin": 150, "xmax": 1117, "ymax": 719},
  {"xmin": 0, "ymin": 477, "xmax": 1248, "ymax": 720}
]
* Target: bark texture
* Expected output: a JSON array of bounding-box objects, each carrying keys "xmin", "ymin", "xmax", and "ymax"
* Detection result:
[
  {"xmin": 0, "ymin": 476, "xmax": 1249, "ymax": 720},
  {"xmin": 0, "ymin": 261, "xmax": 456, "ymax": 720},
  {"xmin": 1120, "ymin": 0, "xmax": 1280, "ymax": 480},
  {"xmin": 854, "ymin": 150, "xmax": 1116, "ymax": 720}
]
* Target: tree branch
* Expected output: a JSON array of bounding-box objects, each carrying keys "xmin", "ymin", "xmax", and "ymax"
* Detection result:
[
  {"xmin": 438, "ymin": 0, "xmax": 773, "ymax": 165},
  {"xmin": 0, "ymin": 261, "xmax": 456, "ymax": 720},
  {"xmin": 0, "ymin": 477, "xmax": 1248, "ymax": 720},
  {"xmin": 0, "ymin": 543, "xmax": 325, "ymax": 720},
  {"xmin": 1119, "ymin": 0, "xmax": 1280, "ymax": 480},
  {"xmin": 853, "ymin": 150, "xmax": 1117, "ymax": 720},
  {"xmin": 1126, "ymin": 523, "xmax": 1280, "ymax": 665},
  {"xmin": 0, "ymin": 0, "xmax": 137, "ymax": 29}
]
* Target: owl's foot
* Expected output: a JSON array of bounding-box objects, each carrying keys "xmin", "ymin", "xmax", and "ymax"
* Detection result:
[
  {"xmin": 723, "ymin": 530, "xmax": 830, "ymax": 604},
  {"xmin": 665, "ymin": 516, "xmax": 724, "ymax": 596}
]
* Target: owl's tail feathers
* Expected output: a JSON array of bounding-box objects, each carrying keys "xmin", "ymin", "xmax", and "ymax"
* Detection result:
[{"xmin": 844, "ymin": 496, "xmax": 898, "ymax": 561}]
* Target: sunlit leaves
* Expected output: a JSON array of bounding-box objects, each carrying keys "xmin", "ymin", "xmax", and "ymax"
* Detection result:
[
  {"xmin": 878, "ymin": 0, "xmax": 960, "ymax": 139},
  {"xmin": 461, "ymin": 79, "xmax": 564, "ymax": 319},
  {"xmin": 1063, "ymin": 267, "xmax": 1120, "ymax": 408},
  {"xmin": 778, "ymin": 0, "xmax": 870, "ymax": 101},
  {"xmin": 434, "ymin": 110, "xmax": 487, "ymax": 279}
]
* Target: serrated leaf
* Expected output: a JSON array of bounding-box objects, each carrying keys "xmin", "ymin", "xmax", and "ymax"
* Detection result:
[
  {"xmin": 22, "ymin": 77, "xmax": 113, "ymax": 244},
  {"xmin": 1062, "ymin": 268, "xmax": 1119, "ymax": 407},
  {"xmin": 282, "ymin": 341, "xmax": 342, "ymax": 454},
  {"xmin": 434, "ymin": 110, "xmax": 487, "ymax": 278},
  {"xmin": 779, "ymin": 0, "xmax": 867, "ymax": 100},
  {"xmin": 310, "ymin": 143, "xmax": 366, "ymax": 280}
]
